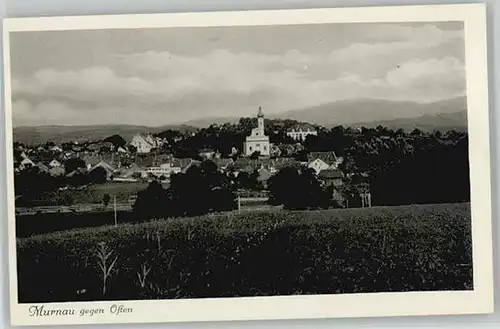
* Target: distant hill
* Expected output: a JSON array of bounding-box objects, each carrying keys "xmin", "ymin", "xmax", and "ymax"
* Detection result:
[
  {"xmin": 177, "ymin": 97, "xmax": 467, "ymax": 131},
  {"xmin": 13, "ymin": 124, "xmax": 198, "ymax": 145},
  {"xmin": 13, "ymin": 97, "xmax": 468, "ymax": 145},
  {"xmin": 275, "ymin": 97, "xmax": 466, "ymax": 127},
  {"xmin": 180, "ymin": 116, "xmax": 241, "ymax": 128},
  {"xmin": 344, "ymin": 110, "xmax": 468, "ymax": 132}
]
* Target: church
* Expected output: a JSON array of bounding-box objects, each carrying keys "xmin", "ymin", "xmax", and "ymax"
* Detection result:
[{"xmin": 243, "ymin": 107, "xmax": 270, "ymax": 157}]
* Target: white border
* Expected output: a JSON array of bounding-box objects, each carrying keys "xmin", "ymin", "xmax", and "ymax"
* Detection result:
[{"xmin": 2, "ymin": 3, "xmax": 494, "ymax": 327}]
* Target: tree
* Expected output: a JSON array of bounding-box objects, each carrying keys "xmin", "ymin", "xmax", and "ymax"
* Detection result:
[
  {"xmin": 14, "ymin": 167, "xmax": 61, "ymax": 200},
  {"xmin": 268, "ymin": 165, "xmax": 332, "ymax": 210},
  {"xmin": 132, "ymin": 181, "xmax": 171, "ymax": 219},
  {"xmin": 88, "ymin": 167, "xmax": 108, "ymax": 184},
  {"xmin": 249, "ymin": 151, "xmax": 261, "ymax": 160},
  {"xmin": 128, "ymin": 145, "xmax": 137, "ymax": 154},
  {"xmin": 237, "ymin": 170, "xmax": 261, "ymax": 190},
  {"xmin": 169, "ymin": 160, "xmax": 236, "ymax": 216},
  {"xmin": 102, "ymin": 194, "xmax": 111, "ymax": 207},
  {"xmin": 293, "ymin": 149, "xmax": 308, "ymax": 162},
  {"xmin": 63, "ymin": 194, "xmax": 74, "ymax": 206},
  {"xmin": 64, "ymin": 158, "xmax": 86, "ymax": 173},
  {"xmin": 104, "ymin": 134, "xmax": 127, "ymax": 149},
  {"xmin": 132, "ymin": 160, "xmax": 237, "ymax": 220}
]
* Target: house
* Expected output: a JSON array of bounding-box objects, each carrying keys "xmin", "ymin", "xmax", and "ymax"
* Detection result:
[
  {"xmin": 243, "ymin": 106, "xmax": 271, "ymax": 157},
  {"xmin": 35, "ymin": 162, "xmax": 50, "ymax": 173},
  {"xmin": 271, "ymin": 157, "xmax": 297, "ymax": 170},
  {"xmin": 172, "ymin": 158, "xmax": 195, "ymax": 172},
  {"xmin": 49, "ymin": 166, "xmax": 66, "ymax": 177},
  {"xmin": 286, "ymin": 123, "xmax": 318, "ymax": 141},
  {"xmin": 49, "ymin": 159, "xmax": 62, "ymax": 168},
  {"xmin": 256, "ymin": 166, "xmax": 272, "ymax": 188},
  {"xmin": 231, "ymin": 158, "xmax": 265, "ymax": 173},
  {"xmin": 145, "ymin": 162, "xmax": 182, "ymax": 178},
  {"xmin": 82, "ymin": 155, "xmax": 103, "ymax": 170},
  {"xmin": 66, "ymin": 167, "xmax": 87, "ymax": 178},
  {"xmin": 270, "ymin": 144, "xmax": 282, "ymax": 157},
  {"xmin": 87, "ymin": 142, "xmax": 114, "ymax": 152},
  {"xmin": 214, "ymin": 158, "xmax": 234, "ymax": 172},
  {"xmin": 89, "ymin": 160, "xmax": 117, "ymax": 180},
  {"xmin": 318, "ymin": 169, "xmax": 344, "ymax": 187},
  {"xmin": 113, "ymin": 164, "xmax": 144, "ymax": 181},
  {"xmin": 19, "ymin": 157, "xmax": 35, "ymax": 170},
  {"xmin": 117, "ymin": 146, "xmax": 128, "ymax": 154},
  {"xmin": 182, "ymin": 159, "xmax": 202, "ymax": 173},
  {"xmin": 318, "ymin": 169, "xmax": 345, "ymax": 204},
  {"xmin": 307, "ymin": 158, "xmax": 331, "ymax": 175},
  {"xmin": 198, "ymin": 148, "xmax": 216, "ymax": 159},
  {"xmin": 130, "ymin": 134, "xmax": 157, "ymax": 154},
  {"xmin": 50, "ymin": 145, "xmax": 63, "ymax": 153},
  {"xmin": 307, "ymin": 151, "xmax": 343, "ymax": 174}
]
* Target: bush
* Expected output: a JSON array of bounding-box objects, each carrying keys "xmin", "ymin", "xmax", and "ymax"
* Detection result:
[{"xmin": 102, "ymin": 194, "xmax": 111, "ymax": 207}]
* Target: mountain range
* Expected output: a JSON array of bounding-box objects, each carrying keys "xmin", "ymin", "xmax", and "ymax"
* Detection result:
[
  {"xmin": 178, "ymin": 96, "xmax": 467, "ymax": 131},
  {"xmin": 13, "ymin": 97, "xmax": 467, "ymax": 144},
  {"xmin": 277, "ymin": 96, "xmax": 466, "ymax": 126}
]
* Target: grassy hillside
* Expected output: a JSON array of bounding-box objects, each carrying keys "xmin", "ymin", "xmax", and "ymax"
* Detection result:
[{"xmin": 17, "ymin": 203, "xmax": 472, "ymax": 302}]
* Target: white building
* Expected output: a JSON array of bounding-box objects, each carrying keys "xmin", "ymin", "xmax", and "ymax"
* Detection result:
[
  {"xmin": 49, "ymin": 159, "xmax": 62, "ymax": 168},
  {"xmin": 145, "ymin": 163, "xmax": 182, "ymax": 178},
  {"xmin": 243, "ymin": 107, "xmax": 270, "ymax": 157},
  {"xmin": 286, "ymin": 123, "xmax": 318, "ymax": 141},
  {"xmin": 19, "ymin": 157, "xmax": 35, "ymax": 170},
  {"xmin": 50, "ymin": 145, "xmax": 63, "ymax": 153},
  {"xmin": 130, "ymin": 134, "xmax": 157, "ymax": 154},
  {"xmin": 307, "ymin": 151, "xmax": 344, "ymax": 175},
  {"xmin": 308, "ymin": 158, "xmax": 331, "ymax": 175}
]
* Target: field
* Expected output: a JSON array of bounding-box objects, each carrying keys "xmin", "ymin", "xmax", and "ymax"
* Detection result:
[
  {"xmin": 17, "ymin": 182, "xmax": 151, "ymax": 207},
  {"xmin": 15, "ymin": 197, "xmax": 275, "ymax": 237},
  {"xmin": 16, "ymin": 203, "xmax": 473, "ymax": 303}
]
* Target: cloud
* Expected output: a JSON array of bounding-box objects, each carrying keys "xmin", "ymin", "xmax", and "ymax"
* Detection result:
[{"xmin": 11, "ymin": 24, "xmax": 465, "ymax": 126}]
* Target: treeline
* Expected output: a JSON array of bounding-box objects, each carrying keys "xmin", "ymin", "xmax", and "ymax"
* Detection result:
[
  {"xmin": 132, "ymin": 160, "xmax": 339, "ymax": 219},
  {"xmin": 15, "ymin": 162, "xmax": 108, "ymax": 207},
  {"xmin": 133, "ymin": 161, "xmax": 236, "ymax": 218},
  {"xmin": 337, "ymin": 127, "xmax": 470, "ymax": 206},
  {"xmin": 156, "ymin": 122, "xmax": 470, "ymax": 207},
  {"xmin": 155, "ymin": 118, "xmax": 306, "ymax": 158},
  {"xmin": 16, "ymin": 120, "xmax": 470, "ymax": 211}
]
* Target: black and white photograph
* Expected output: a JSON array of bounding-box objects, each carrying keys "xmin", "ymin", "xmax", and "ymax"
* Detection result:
[{"xmin": 2, "ymin": 3, "xmax": 494, "ymax": 326}]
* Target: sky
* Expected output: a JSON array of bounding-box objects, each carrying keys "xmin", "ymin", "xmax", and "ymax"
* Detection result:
[{"xmin": 9, "ymin": 22, "xmax": 465, "ymax": 127}]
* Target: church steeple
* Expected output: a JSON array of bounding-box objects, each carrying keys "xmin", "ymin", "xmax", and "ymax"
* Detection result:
[
  {"xmin": 257, "ymin": 106, "xmax": 264, "ymax": 131},
  {"xmin": 257, "ymin": 106, "xmax": 264, "ymax": 118}
]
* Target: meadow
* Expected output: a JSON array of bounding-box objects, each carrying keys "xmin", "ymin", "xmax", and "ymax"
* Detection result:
[
  {"xmin": 16, "ymin": 203, "xmax": 472, "ymax": 303},
  {"xmin": 17, "ymin": 182, "xmax": 151, "ymax": 207}
]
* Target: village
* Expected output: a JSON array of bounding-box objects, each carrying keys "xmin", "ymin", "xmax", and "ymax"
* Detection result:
[{"xmin": 13, "ymin": 107, "xmax": 373, "ymax": 216}]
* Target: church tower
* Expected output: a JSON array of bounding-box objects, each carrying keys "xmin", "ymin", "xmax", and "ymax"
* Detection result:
[
  {"xmin": 243, "ymin": 105, "xmax": 271, "ymax": 157},
  {"xmin": 257, "ymin": 106, "xmax": 264, "ymax": 132}
]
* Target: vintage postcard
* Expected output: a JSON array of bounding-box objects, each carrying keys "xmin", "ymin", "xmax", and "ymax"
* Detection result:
[{"xmin": 2, "ymin": 3, "xmax": 494, "ymax": 327}]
